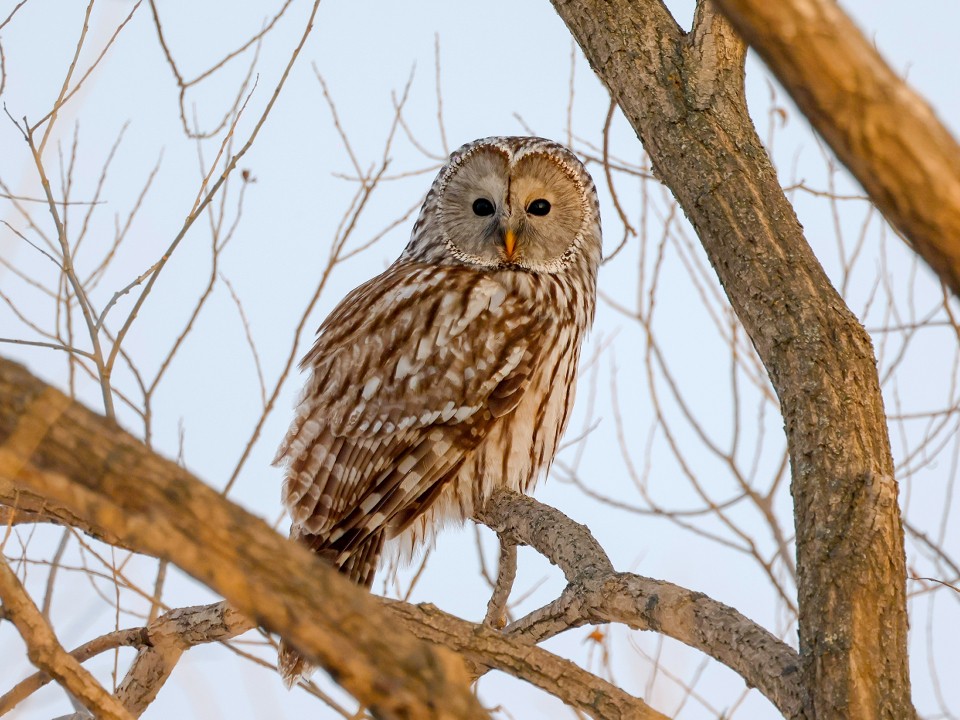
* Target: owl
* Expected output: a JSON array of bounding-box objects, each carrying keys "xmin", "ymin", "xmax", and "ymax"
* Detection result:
[{"xmin": 274, "ymin": 136, "xmax": 602, "ymax": 685}]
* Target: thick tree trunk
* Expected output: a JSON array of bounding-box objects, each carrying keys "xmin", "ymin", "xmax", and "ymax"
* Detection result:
[{"xmin": 550, "ymin": 1, "xmax": 914, "ymax": 717}]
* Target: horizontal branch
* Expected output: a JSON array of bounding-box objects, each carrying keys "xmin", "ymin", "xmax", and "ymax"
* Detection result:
[{"xmin": 0, "ymin": 491, "xmax": 132, "ymax": 550}]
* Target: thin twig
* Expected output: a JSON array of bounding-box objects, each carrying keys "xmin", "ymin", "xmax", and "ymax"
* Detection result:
[
  {"xmin": 0, "ymin": 338, "xmax": 93, "ymax": 359},
  {"xmin": 220, "ymin": 273, "xmax": 267, "ymax": 408}
]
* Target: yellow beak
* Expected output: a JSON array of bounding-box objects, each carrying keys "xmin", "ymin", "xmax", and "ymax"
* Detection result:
[{"xmin": 504, "ymin": 229, "xmax": 516, "ymax": 259}]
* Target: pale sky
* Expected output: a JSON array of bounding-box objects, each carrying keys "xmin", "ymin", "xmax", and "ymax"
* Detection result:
[{"xmin": 1, "ymin": 2, "xmax": 958, "ymax": 718}]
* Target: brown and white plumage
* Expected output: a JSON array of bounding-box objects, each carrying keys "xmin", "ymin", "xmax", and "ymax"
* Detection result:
[{"xmin": 274, "ymin": 136, "xmax": 602, "ymax": 685}]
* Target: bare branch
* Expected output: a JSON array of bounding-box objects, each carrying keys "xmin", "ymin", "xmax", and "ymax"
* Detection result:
[
  {"xmin": 34, "ymin": 0, "xmax": 94, "ymax": 153},
  {"xmin": 0, "ymin": 602, "xmax": 252, "ymax": 716},
  {"xmin": 551, "ymin": 1, "xmax": 912, "ymax": 715},
  {"xmin": 30, "ymin": 3, "xmax": 142, "ymax": 137},
  {"xmin": 0, "ymin": 356, "xmax": 488, "ymax": 720},
  {"xmin": 1, "ymin": 218, "xmax": 63, "ymax": 268},
  {"xmin": 114, "ymin": 603, "xmax": 254, "ymax": 717},
  {"xmin": 0, "ymin": 629, "xmax": 142, "ymax": 714},
  {"xmin": 149, "ymin": 0, "xmax": 296, "ymax": 138},
  {"xmin": 0, "ymin": 338, "xmax": 93, "ymax": 359},
  {"xmin": 0, "ymin": 556, "xmax": 134, "ymax": 720},
  {"xmin": 220, "ymin": 274, "xmax": 267, "ymax": 409},
  {"xmin": 0, "ymin": 0, "xmax": 30, "ymax": 32},
  {"xmin": 105, "ymin": 0, "xmax": 324, "ymax": 407},
  {"xmin": 387, "ymin": 600, "xmax": 670, "ymax": 720},
  {"xmin": 477, "ymin": 490, "xmax": 805, "ymax": 719},
  {"xmin": 482, "ymin": 535, "xmax": 516, "ymax": 628},
  {"xmin": 23, "ymin": 123, "xmax": 114, "ymax": 418}
]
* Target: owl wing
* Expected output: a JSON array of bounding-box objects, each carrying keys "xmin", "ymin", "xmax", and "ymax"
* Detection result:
[{"xmin": 275, "ymin": 261, "xmax": 542, "ymax": 546}]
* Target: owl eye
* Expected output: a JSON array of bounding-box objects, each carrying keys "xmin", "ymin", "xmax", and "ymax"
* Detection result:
[
  {"xmin": 527, "ymin": 199, "xmax": 551, "ymax": 216},
  {"xmin": 472, "ymin": 198, "xmax": 495, "ymax": 216}
]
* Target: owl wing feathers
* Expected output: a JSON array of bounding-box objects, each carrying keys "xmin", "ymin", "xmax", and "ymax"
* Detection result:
[
  {"xmin": 278, "ymin": 137, "xmax": 602, "ymax": 686},
  {"xmin": 276, "ymin": 261, "xmax": 542, "ymax": 547}
]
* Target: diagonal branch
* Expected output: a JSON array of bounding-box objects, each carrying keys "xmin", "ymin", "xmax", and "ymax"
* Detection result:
[
  {"xmin": 711, "ymin": 0, "xmax": 960, "ymax": 297},
  {"xmin": 114, "ymin": 602, "xmax": 254, "ymax": 717},
  {"xmin": 387, "ymin": 600, "xmax": 669, "ymax": 720},
  {"xmin": 0, "ymin": 356, "xmax": 487, "ymax": 720},
  {"xmin": 1, "ymin": 628, "xmax": 142, "ymax": 714},
  {"xmin": 0, "ymin": 352, "xmax": 806, "ymax": 718},
  {"xmin": 0, "ymin": 556, "xmax": 133, "ymax": 720},
  {"xmin": 0, "ymin": 354, "xmax": 803, "ymax": 718},
  {"xmin": 0, "ymin": 602, "xmax": 254, "ymax": 717}
]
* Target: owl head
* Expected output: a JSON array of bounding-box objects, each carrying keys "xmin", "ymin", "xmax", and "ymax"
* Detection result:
[{"xmin": 404, "ymin": 137, "xmax": 602, "ymax": 274}]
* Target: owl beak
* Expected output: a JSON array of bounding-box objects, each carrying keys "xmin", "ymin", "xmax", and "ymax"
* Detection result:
[{"xmin": 503, "ymin": 229, "xmax": 517, "ymax": 260}]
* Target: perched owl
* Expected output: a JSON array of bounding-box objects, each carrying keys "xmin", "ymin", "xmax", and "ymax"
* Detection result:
[{"xmin": 274, "ymin": 136, "xmax": 602, "ymax": 684}]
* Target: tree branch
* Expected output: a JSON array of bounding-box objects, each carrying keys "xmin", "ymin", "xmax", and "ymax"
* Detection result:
[
  {"xmin": 0, "ymin": 354, "xmax": 804, "ymax": 718},
  {"xmin": 477, "ymin": 490, "xmax": 804, "ymax": 718},
  {"xmin": 387, "ymin": 600, "xmax": 669, "ymax": 720},
  {"xmin": 1, "ymin": 628, "xmax": 142, "ymax": 714},
  {"xmin": 0, "ymin": 491, "xmax": 132, "ymax": 550},
  {"xmin": 114, "ymin": 602, "xmax": 254, "ymax": 717},
  {"xmin": 0, "ymin": 604, "xmax": 250, "ymax": 716},
  {"xmin": 0, "ymin": 556, "xmax": 133, "ymax": 720},
  {"xmin": 711, "ymin": 0, "xmax": 960, "ymax": 297},
  {"xmin": 482, "ymin": 535, "xmax": 516, "ymax": 628},
  {"xmin": 0, "ymin": 356, "xmax": 487, "ymax": 720}
]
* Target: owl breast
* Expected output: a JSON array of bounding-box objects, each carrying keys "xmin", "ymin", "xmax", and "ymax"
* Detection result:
[{"xmin": 387, "ymin": 269, "xmax": 585, "ymax": 559}]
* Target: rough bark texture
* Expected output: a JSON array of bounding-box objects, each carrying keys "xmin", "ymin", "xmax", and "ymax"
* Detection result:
[
  {"xmin": 114, "ymin": 603, "xmax": 255, "ymax": 717},
  {"xmin": 713, "ymin": 0, "xmax": 960, "ymax": 297},
  {"xmin": 389, "ymin": 600, "xmax": 670, "ymax": 720},
  {"xmin": 0, "ymin": 557, "xmax": 134, "ymax": 720},
  {"xmin": 478, "ymin": 491, "xmax": 806, "ymax": 718},
  {"xmin": 0, "ymin": 357, "xmax": 487, "ymax": 720},
  {"xmin": 549, "ymin": 1, "xmax": 913, "ymax": 717},
  {"xmin": 0, "ymin": 603, "xmax": 251, "ymax": 717}
]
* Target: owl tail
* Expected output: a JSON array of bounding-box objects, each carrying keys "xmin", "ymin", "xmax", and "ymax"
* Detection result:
[{"xmin": 278, "ymin": 530, "xmax": 386, "ymax": 688}]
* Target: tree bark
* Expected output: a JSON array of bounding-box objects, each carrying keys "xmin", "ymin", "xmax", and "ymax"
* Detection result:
[
  {"xmin": 0, "ymin": 357, "xmax": 487, "ymax": 720},
  {"xmin": 550, "ymin": 1, "xmax": 914, "ymax": 717},
  {"xmin": 0, "ymin": 603, "xmax": 250, "ymax": 717},
  {"xmin": 712, "ymin": 0, "xmax": 960, "ymax": 297},
  {"xmin": 0, "ymin": 557, "xmax": 134, "ymax": 720},
  {"xmin": 389, "ymin": 601, "xmax": 670, "ymax": 720},
  {"xmin": 478, "ymin": 490, "xmax": 806, "ymax": 718}
]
